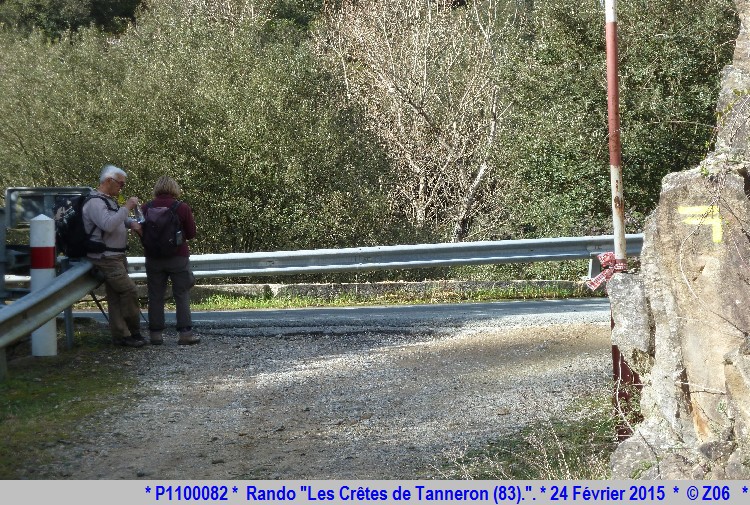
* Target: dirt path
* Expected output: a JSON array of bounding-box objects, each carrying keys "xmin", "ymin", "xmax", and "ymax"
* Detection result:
[{"xmin": 39, "ymin": 321, "xmax": 612, "ymax": 479}]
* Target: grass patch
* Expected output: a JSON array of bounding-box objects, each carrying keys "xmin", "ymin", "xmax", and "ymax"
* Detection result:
[
  {"xmin": 191, "ymin": 293, "xmax": 324, "ymax": 310},
  {"xmin": 69, "ymin": 280, "xmax": 601, "ymax": 312},
  {"xmin": 190, "ymin": 283, "xmax": 598, "ymax": 311},
  {"xmin": 433, "ymin": 387, "xmax": 618, "ymax": 480},
  {"xmin": 0, "ymin": 321, "xmax": 136, "ymax": 479}
]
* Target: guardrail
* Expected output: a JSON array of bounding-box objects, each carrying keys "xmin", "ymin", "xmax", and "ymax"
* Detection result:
[
  {"xmin": 126, "ymin": 234, "xmax": 644, "ymax": 279},
  {"xmin": 0, "ymin": 261, "xmax": 99, "ymax": 379},
  {"xmin": 0, "ymin": 261, "xmax": 99, "ymax": 348},
  {"xmin": 0, "ymin": 233, "xmax": 644, "ymax": 379}
]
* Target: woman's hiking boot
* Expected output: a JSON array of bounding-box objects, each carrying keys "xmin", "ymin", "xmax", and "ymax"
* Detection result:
[
  {"xmin": 178, "ymin": 329, "xmax": 200, "ymax": 345},
  {"xmin": 149, "ymin": 331, "xmax": 164, "ymax": 345}
]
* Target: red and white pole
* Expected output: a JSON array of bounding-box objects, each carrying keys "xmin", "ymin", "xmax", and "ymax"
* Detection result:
[
  {"xmin": 605, "ymin": 0, "xmax": 627, "ymax": 270},
  {"xmin": 605, "ymin": 0, "xmax": 640, "ymax": 441},
  {"xmin": 30, "ymin": 215, "xmax": 57, "ymax": 356}
]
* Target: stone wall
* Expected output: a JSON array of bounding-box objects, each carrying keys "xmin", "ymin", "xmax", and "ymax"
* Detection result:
[{"xmin": 609, "ymin": 1, "xmax": 750, "ymax": 479}]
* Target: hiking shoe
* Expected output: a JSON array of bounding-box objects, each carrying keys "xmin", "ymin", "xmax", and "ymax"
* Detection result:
[
  {"xmin": 149, "ymin": 331, "xmax": 164, "ymax": 346},
  {"xmin": 113, "ymin": 336, "xmax": 146, "ymax": 348},
  {"xmin": 178, "ymin": 330, "xmax": 200, "ymax": 345}
]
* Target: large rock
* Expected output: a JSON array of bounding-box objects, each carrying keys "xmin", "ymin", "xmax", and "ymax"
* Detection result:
[
  {"xmin": 610, "ymin": 0, "xmax": 750, "ymax": 479},
  {"xmin": 611, "ymin": 168, "xmax": 750, "ymax": 479}
]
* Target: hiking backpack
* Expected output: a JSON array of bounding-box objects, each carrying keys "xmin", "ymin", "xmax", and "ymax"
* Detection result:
[
  {"xmin": 140, "ymin": 200, "xmax": 183, "ymax": 258},
  {"xmin": 54, "ymin": 193, "xmax": 119, "ymax": 258}
]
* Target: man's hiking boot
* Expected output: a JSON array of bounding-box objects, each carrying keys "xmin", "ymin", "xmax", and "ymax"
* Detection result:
[
  {"xmin": 149, "ymin": 331, "xmax": 164, "ymax": 346},
  {"xmin": 113, "ymin": 336, "xmax": 146, "ymax": 348},
  {"xmin": 178, "ymin": 329, "xmax": 200, "ymax": 345}
]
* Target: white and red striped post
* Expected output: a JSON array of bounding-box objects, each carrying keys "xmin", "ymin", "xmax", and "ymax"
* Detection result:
[
  {"xmin": 605, "ymin": 0, "xmax": 627, "ymax": 270},
  {"xmin": 30, "ymin": 215, "xmax": 57, "ymax": 356},
  {"xmin": 605, "ymin": 0, "xmax": 641, "ymax": 440}
]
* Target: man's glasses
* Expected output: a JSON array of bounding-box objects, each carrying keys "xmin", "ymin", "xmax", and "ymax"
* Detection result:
[{"xmin": 109, "ymin": 177, "xmax": 125, "ymax": 187}]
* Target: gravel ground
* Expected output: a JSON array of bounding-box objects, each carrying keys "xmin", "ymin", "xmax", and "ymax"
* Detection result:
[{"xmin": 37, "ymin": 308, "xmax": 612, "ymax": 480}]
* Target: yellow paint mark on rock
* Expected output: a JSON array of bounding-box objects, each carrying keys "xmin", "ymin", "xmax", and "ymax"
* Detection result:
[{"xmin": 678, "ymin": 206, "xmax": 723, "ymax": 243}]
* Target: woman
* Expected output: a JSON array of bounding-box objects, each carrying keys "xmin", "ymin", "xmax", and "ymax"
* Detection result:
[{"xmin": 141, "ymin": 175, "xmax": 199, "ymax": 345}]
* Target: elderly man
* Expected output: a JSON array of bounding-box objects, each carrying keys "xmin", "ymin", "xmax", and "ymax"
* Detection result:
[{"xmin": 83, "ymin": 164, "xmax": 145, "ymax": 347}]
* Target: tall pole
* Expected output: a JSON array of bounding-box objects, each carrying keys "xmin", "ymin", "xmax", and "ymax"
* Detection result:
[
  {"xmin": 606, "ymin": 0, "xmax": 638, "ymax": 441},
  {"xmin": 605, "ymin": 0, "xmax": 627, "ymax": 271}
]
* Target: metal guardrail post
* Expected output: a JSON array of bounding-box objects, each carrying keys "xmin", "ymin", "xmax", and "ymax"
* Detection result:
[
  {"xmin": 1, "ymin": 208, "xmax": 6, "ymax": 302},
  {"xmin": 1, "ymin": 207, "xmax": 6, "ymax": 379},
  {"xmin": 60, "ymin": 257, "xmax": 75, "ymax": 350},
  {"xmin": 588, "ymin": 254, "xmax": 602, "ymax": 278}
]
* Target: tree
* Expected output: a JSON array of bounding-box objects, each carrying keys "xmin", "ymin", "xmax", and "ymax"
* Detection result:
[
  {"xmin": 317, "ymin": 0, "xmax": 738, "ymax": 245},
  {"xmin": 316, "ymin": 0, "xmax": 514, "ymax": 242},
  {"xmin": 485, "ymin": 0, "xmax": 739, "ymax": 239},
  {"xmin": 0, "ymin": 0, "xmax": 412, "ymax": 254}
]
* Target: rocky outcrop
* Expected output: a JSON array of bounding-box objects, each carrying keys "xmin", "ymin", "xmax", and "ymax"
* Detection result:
[
  {"xmin": 610, "ymin": 168, "xmax": 750, "ymax": 479},
  {"xmin": 609, "ymin": 1, "xmax": 750, "ymax": 479}
]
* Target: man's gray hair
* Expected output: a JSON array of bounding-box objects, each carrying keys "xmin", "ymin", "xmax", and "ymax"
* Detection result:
[{"xmin": 100, "ymin": 164, "xmax": 127, "ymax": 183}]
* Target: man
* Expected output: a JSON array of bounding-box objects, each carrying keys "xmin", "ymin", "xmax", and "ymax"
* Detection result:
[{"xmin": 83, "ymin": 164, "xmax": 145, "ymax": 348}]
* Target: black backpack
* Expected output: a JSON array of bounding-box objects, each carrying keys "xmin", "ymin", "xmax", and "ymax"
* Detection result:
[
  {"xmin": 141, "ymin": 200, "xmax": 183, "ymax": 258},
  {"xmin": 54, "ymin": 193, "xmax": 121, "ymax": 258}
]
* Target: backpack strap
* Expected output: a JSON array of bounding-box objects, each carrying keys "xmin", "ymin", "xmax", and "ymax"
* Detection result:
[
  {"xmin": 81, "ymin": 194, "xmax": 102, "ymax": 240},
  {"xmin": 85, "ymin": 194, "xmax": 119, "ymax": 212},
  {"xmin": 172, "ymin": 201, "xmax": 183, "ymax": 232},
  {"xmin": 170, "ymin": 201, "xmax": 183, "ymax": 234}
]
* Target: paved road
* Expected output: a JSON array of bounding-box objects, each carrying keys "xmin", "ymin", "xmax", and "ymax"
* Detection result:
[{"xmin": 78, "ymin": 297, "xmax": 611, "ymax": 335}]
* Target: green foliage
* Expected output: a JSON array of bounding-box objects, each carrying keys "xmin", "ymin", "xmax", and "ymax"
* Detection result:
[
  {"xmin": 0, "ymin": 0, "xmax": 740, "ymax": 281},
  {"xmin": 311, "ymin": 0, "xmax": 737, "ymax": 251},
  {"xmin": 110, "ymin": 4, "xmax": 400, "ymax": 252},
  {"xmin": 267, "ymin": 0, "xmax": 323, "ymax": 29},
  {"xmin": 618, "ymin": 1, "xmax": 738, "ymax": 209},
  {"xmin": 481, "ymin": 0, "xmax": 738, "ymax": 240},
  {"xmin": 450, "ymin": 260, "xmax": 594, "ymax": 283},
  {"xmin": 0, "ymin": 0, "xmax": 141, "ymax": 39},
  {"xmin": 0, "ymin": 0, "xmax": 412, "ymax": 253},
  {"xmin": 0, "ymin": 28, "xmax": 109, "ymax": 188},
  {"xmin": 188, "ymin": 281, "xmax": 591, "ymax": 310}
]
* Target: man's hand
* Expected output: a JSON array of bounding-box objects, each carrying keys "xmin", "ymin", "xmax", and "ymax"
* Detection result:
[
  {"xmin": 130, "ymin": 221, "xmax": 142, "ymax": 236},
  {"xmin": 125, "ymin": 196, "xmax": 140, "ymax": 211}
]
